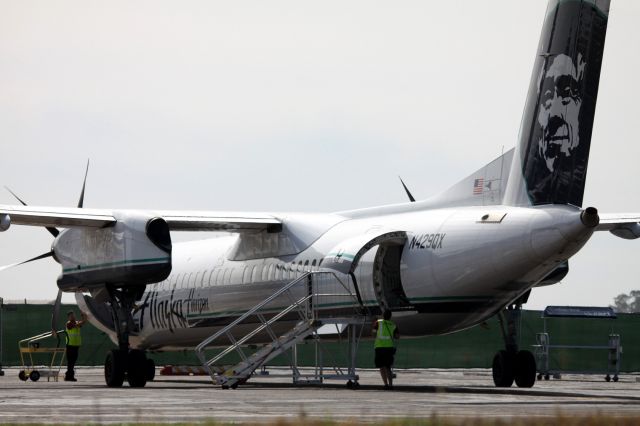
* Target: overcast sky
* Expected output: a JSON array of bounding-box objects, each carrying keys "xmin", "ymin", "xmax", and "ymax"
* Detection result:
[{"xmin": 0, "ymin": 0, "xmax": 639, "ymax": 309}]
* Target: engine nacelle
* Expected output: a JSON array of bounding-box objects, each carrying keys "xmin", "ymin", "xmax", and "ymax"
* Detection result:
[
  {"xmin": 0, "ymin": 214, "xmax": 10, "ymax": 232},
  {"xmin": 52, "ymin": 211, "xmax": 172, "ymax": 292}
]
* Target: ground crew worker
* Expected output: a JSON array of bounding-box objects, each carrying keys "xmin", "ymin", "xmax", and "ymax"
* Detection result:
[
  {"xmin": 65, "ymin": 310, "xmax": 86, "ymax": 382},
  {"xmin": 372, "ymin": 310, "xmax": 399, "ymax": 389}
]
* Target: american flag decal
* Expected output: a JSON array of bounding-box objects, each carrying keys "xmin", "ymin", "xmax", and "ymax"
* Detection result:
[{"xmin": 473, "ymin": 178, "xmax": 484, "ymax": 195}]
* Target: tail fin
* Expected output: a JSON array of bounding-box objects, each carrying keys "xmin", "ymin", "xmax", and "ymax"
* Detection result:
[{"xmin": 504, "ymin": 0, "xmax": 610, "ymax": 207}]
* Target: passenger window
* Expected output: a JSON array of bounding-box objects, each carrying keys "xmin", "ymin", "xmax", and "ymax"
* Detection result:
[
  {"xmin": 311, "ymin": 259, "xmax": 317, "ymax": 271},
  {"xmin": 268, "ymin": 264, "xmax": 275, "ymax": 281},
  {"xmin": 304, "ymin": 260, "xmax": 310, "ymax": 271},
  {"xmin": 252, "ymin": 265, "xmax": 261, "ymax": 283},
  {"xmin": 195, "ymin": 271, "xmax": 201, "ymax": 288}
]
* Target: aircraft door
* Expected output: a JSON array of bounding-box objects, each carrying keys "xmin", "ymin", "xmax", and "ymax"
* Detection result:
[
  {"xmin": 372, "ymin": 243, "xmax": 412, "ymax": 311},
  {"xmin": 322, "ymin": 230, "xmax": 407, "ymax": 309}
]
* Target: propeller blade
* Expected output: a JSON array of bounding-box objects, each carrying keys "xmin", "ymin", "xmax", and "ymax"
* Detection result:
[
  {"xmin": 51, "ymin": 289, "xmax": 63, "ymax": 336},
  {"xmin": 398, "ymin": 176, "xmax": 416, "ymax": 202},
  {"xmin": 0, "ymin": 251, "xmax": 54, "ymax": 273},
  {"xmin": 4, "ymin": 186, "xmax": 28, "ymax": 206},
  {"xmin": 3, "ymin": 187, "xmax": 59, "ymax": 238},
  {"xmin": 77, "ymin": 159, "xmax": 89, "ymax": 208}
]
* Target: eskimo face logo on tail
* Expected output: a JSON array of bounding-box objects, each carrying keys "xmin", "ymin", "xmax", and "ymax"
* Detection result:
[{"xmin": 537, "ymin": 53, "xmax": 586, "ymax": 173}]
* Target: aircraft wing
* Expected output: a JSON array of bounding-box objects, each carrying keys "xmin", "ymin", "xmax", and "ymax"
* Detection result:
[
  {"xmin": 0, "ymin": 205, "xmax": 282, "ymax": 232},
  {"xmin": 596, "ymin": 213, "xmax": 640, "ymax": 239},
  {"xmin": 158, "ymin": 211, "xmax": 282, "ymax": 232},
  {"xmin": 0, "ymin": 205, "xmax": 115, "ymax": 228}
]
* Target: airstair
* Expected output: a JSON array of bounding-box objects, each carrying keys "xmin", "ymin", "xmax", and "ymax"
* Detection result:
[{"xmin": 194, "ymin": 271, "xmax": 368, "ymax": 389}]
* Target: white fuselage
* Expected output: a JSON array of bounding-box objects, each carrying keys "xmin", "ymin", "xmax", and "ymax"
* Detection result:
[{"xmin": 79, "ymin": 203, "xmax": 594, "ymax": 350}]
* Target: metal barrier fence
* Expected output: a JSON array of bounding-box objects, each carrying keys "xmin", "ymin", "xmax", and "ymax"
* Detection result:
[{"xmin": 1, "ymin": 302, "xmax": 639, "ymax": 372}]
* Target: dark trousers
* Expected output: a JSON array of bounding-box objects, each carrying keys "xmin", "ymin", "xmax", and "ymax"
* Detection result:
[{"xmin": 66, "ymin": 345, "xmax": 79, "ymax": 378}]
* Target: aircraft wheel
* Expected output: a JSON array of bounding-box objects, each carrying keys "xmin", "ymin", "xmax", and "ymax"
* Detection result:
[
  {"xmin": 613, "ymin": 375, "xmax": 619, "ymax": 382},
  {"xmin": 126, "ymin": 350, "xmax": 148, "ymax": 388},
  {"xmin": 146, "ymin": 358, "xmax": 156, "ymax": 382},
  {"xmin": 514, "ymin": 350, "xmax": 536, "ymax": 388},
  {"xmin": 29, "ymin": 370, "xmax": 40, "ymax": 382},
  {"xmin": 492, "ymin": 350, "xmax": 515, "ymax": 387},
  {"xmin": 18, "ymin": 370, "xmax": 28, "ymax": 381},
  {"xmin": 105, "ymin": 349, "xmax": 126, "ymax": 388},
  {"xmin": 605, "ymin": 375, "xmax": 611, "ymax": 382}
]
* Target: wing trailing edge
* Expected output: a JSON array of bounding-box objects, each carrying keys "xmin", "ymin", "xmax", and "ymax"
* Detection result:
[{"xmin": 0, "ymin": 205, "xmax": 282, "ymax": 233}]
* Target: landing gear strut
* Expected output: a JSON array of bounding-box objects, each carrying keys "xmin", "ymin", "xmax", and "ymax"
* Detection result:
[
  {"xmin": 104, "ymin": 285, "xmax": 150, "ymax": 388},
  {"xmin": 492, "ymin": 292, "xmax": 536, "ymax": 388}
]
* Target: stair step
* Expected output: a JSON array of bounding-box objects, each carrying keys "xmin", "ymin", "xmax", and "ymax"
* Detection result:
[
  {"xmin": 194, "ymin": 271, "xmax": 363, "ymax": 388},
  {"xmin": 215, "ymin": 324, "xmax": 315, "ymax": 386}
]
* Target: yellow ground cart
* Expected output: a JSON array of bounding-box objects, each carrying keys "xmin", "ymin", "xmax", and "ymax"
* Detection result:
[{"xmin": 18, "ymin": 329, "xmax": 67, "ymax": 382}]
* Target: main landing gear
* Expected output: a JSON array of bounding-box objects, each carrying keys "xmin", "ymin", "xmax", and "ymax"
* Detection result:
[
  {"xmin": 104, "ymin": 285, "xmax": 155, "ymax": 388},
  {"xmin": 491, "ymin": 293, "xmax": 537, "ymax": 388},
  {"xmin": 104, "ymin": 349, "xmax": 154, "ymax": 387}
]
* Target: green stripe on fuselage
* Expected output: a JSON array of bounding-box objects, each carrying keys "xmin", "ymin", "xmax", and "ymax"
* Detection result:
[{"xmin": 63, "ymin": 257, "xmax": 170, "ymax": 273}]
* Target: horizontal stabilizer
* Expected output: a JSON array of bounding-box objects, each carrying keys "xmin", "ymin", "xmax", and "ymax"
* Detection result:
[{"xmin": 596, "ymin": 214, "xmax": 640, "ymax": 240}]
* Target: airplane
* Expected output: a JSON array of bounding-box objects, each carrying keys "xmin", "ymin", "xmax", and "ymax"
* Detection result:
[{"xmin": 1, "ymin": 0, "xmax": 637, "ymax": 389}]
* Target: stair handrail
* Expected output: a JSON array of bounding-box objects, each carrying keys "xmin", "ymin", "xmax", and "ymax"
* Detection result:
[
  {"xmin": 195, "ymin": 272, "xmax": 314, "ymax": 354},
  {"xmin": 311, "ymin": 271, "xmax": 368, "ymax": 322}
]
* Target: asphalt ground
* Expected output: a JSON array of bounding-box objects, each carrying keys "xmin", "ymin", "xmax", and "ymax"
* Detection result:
[{"xmin": 0, "ymin": 367, "xmax": 639, "ymax": 424}]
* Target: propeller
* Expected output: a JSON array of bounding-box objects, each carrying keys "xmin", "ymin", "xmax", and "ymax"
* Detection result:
[
  {"xmin": 77, "ymin": 159, "xmax": 89, "ymax": 208},
  {"xmin": 0, "ymin": 251, "xmax": 54, "ymax": 273},
  {"xmin": 4, "ymin": 186, "xmax": 59, "ymax": 237},
  {"xmin": 52, "ymin": 159, "xmax": 90, "ymax": 333},
  {"xmin": 398, "ymin": 176, "xmax": 416, "ymax": 202},
  {"xmin": 2, "ymin": 160, "xmax": 90, "ymax": 334},
  {"xmin": 51, "ymin": 288, "xmax": 63, "ymax": 337}
]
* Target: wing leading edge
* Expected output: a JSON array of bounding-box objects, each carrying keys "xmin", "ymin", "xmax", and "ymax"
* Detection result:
[{"xmin": 0, "ymin": 205, "xmax": 282, "ymax": 233}]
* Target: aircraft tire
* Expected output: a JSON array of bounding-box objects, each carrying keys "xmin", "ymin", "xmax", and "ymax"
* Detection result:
[
  {"xmin": 105, "ymin": 349, "xmax": 126, "ymax": 388},
  {"xmin": 18, "ymin": 370, "xmax": 28, "ymax": 381},
  {"xmin": 492, "ymin": 350, "xmax": 515, "ymax": 387},
  {"xmin": 126, "ymin": 350, "xmax": 148, "ymax": 388},
  {"xmin": 146, "ymin": 358, "xmax": 156, "ymax": 382},
  {"xmin": 514, "ymin": 350, "xmax": 536, "ymax": 388}
]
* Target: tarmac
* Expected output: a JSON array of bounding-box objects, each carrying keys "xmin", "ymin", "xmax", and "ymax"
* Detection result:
[{"xmin": 0, "ymin": 367, "xmax": 639, "ymax": 423}]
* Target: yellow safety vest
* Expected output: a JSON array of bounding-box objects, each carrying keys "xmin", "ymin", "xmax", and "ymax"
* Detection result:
[
  {"xmin": 374, "ymin": 319, "xmax": 396, "ymax": 348},
  {"xmin": 66, "ymin": 324, "xmax": 82, "ymax": 347}
]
